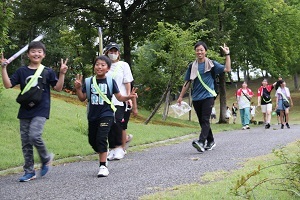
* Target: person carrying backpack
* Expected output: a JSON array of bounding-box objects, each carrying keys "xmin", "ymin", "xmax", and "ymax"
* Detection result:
[
  {"xmin": 74, "ymin": 56, "xmax": 137, "ymax": 177},
  {"xmin": 177, "ymin": 41, "xmax": 231, "ymax": 153}
]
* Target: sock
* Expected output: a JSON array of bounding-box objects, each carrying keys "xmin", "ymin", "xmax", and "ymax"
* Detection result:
[{"xmin": 100, "ymin": 162, "xmax": 106, "ymax": 167}]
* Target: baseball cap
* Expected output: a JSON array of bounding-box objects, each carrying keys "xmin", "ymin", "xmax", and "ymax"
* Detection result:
[{"xmin": 104, "ymin": 42, "xmax": 120, "ymax": 52}]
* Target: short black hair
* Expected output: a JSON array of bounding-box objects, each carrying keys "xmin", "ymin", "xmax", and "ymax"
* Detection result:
[
  {"xmin": 194, "ymin": 41, "xmax": 208, "ymax": 51},
  {"xmin": 28, "ymin": 41, "xmax": 46, "ymax": 53},
  {"xmin": 94, "ymin": 55, "xmax": 111, "ymax": 68}
]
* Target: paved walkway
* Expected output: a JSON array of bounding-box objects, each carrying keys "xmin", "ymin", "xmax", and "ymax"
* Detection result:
[{"xmin": 1, "ymin": 125, "xmax": 300, "ymax": 200}]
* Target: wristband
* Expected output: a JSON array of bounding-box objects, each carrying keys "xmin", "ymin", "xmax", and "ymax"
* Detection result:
[{"xmin": 225, "ymin": 53, "xmax": 230, "ymax": 56}]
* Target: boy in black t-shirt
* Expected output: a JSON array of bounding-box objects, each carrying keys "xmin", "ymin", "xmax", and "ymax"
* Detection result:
[
  {"xmin": 74, "ymin": 56, "xmax": 137, "ymax": 177},
  {"xmin": 1, "ymin": 41, "xmax": 68, "ymax": 182}
]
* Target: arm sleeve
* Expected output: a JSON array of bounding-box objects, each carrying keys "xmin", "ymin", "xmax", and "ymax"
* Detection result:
[
  {"xmin": 9, "ymin": 70, "xmax": 21, "ymax": 88},
  {"xmin": 212, "ymin": 61, "xmax": 225, "ymax": 75},
  {"xmin": 112, "ymin": 79, "xmax": 120, "ymax": 94},
  {"xmin": 122, "ymin": 62, "xmax": 134, "ymax": 83},
  {"xmin": 184, "ymin": 65, "xmax": 191, "ymax": 81},
  {"xmin": 48, "ymin": 68, "xmax": 59, "ymax": 87}
]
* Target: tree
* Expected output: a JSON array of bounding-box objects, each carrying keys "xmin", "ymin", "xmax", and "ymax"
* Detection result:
[
  {"xmin": 0, "ymin": 0, "xmax": 14, "ymax": 94},
  {"xmin": 134, "ymin": 21, "xmax": 222, "ymax": 124}
]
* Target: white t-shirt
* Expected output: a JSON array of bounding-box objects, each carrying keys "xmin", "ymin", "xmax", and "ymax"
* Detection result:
[
  {"xmin": 237, "ymin": 88, "xmax": 252, "ymax": 109},
  {"xmin": 250, "ymin": 106, "xmax": 256, "ymax": 115},
  {"xmin": 106, "ymin": 61, "xmax": 134, "ymax": 106},
  {"xmin": 226, "ymin": 109, "xmax": 231, "ymax": 118},
  {"xmin": 275, "ymin": 87, "xmax": 290, "ymax": 100},
  {"xmin": 211, "ymin": 107, "xmax": 216, "ymax": 115}
]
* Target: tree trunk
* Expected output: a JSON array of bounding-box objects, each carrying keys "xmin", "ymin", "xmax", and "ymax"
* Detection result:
[
  {"xmin": 237, "ymin": 68, "xmax": 241, "ymax": 82},
  {"xmin": 162, "ymin": 90, "xmax": 171, "ymax": 121},
  {"xmin": 144, "ymin": 83, "xmax": 171, "ymax": 125},
  {"xmin": 218, "ymin": 73, "xmax": 228, "ymax": 123},
  {"xmin": 294, "ymin": 72, "xmax": 299, "ymax": 91},
  {"xmin": 121, "ymin": 23, "xmax": 132, "ymax": 66},
  {"xmin": 243, "ymin": 68, "xmax": 247, "ymax": 82}
]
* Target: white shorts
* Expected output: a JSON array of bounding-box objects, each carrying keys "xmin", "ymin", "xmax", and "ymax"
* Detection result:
[{"xmin": 261, "ymin": 104, "xmax": 272, "ymax": 113}]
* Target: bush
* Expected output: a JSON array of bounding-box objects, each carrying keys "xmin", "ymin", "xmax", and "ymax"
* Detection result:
[{"xmin": 232, "ymin": 141, "xmax": 300, "ymax": 198}]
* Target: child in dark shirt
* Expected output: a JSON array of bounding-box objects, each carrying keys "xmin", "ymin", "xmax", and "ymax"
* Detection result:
[
  {"xmin": 1, "ymin": 41, "xmax": 68, "ymax": 182},
  {"xmin": 74, "ymin": 55, "xmax": 137, "ymax": 177}
]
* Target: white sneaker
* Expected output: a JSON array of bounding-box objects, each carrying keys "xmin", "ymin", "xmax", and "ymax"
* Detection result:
[
  {"xmin": 107, "ymin": 149, "xmax": 115, "ymax": 161},
  {"xmin": 114, "ymin": 147, "xmax": 125, "ymax": 160},
  {"xmin": 242, "ymin": 126, "xmax": 246, "ymax": 130},
  {"xmin": 97, "ymin": 165, "xmax": 109, "ymax": 177},
  {"xmin": 125, "ymin": 134, "xmax": 133, "ymax": 150},
  {"xmin": 246, "ymin": 125, "xmax": 250, "ymax": 129}
]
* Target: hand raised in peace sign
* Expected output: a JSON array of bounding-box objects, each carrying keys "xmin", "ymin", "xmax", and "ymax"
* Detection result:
[
  {"xmin": 1, "ymin": 53, "xmax": 8, "ymax": 67},
  {"xmin": 220, "ymin": 43, "xmax": 230, "ymax": 55},
  {"xmin": 74, "ymin": 74, "xmax": 83, "ymax": 90},
  {"xmin": 60, "ymin": 58, "xmax": 68, "ymax": 74}
]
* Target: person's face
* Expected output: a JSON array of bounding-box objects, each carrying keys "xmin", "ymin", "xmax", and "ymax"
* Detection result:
[
  {"xmin": 242, "ymin": 82, "xmax": 247, "ymax": 88},
  {"xmin": 94, "ymin": 59, "xmax": 109, "ymax": 77},
  {"xmin": 262, "ymin": 80, "xmax": 267, "ymax": 86},
  {"xmin": 27, "ymin": 48, "xmax": 45, "ymax": 64},
  {"xmin": 281, "ymin": 81, "xmax": 286, "ymax": 87},
  {"xmin": 195, "ymin": 45, "xmax": 206, "ymax": 60},
  {"xmin": 107, "ymin": 48, "xmax": 120, "ymax": 61},
  {"xmin": 108, "ymin": 48, "xmax": 119, "ymax": 55}
]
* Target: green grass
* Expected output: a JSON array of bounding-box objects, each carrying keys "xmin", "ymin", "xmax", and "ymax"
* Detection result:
[{"xmin": 140, "ymin": 141, "xmax": 300, "ymax": 200}]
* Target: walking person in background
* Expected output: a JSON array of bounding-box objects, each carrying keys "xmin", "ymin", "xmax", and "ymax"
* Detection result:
[
  {"xmin": 1, "ymin": 41, "xmax": 68, "ymax": 182},
  {"xmin": 74, "ymin": 56, "xmax": 137, "ymax": 177},
  {"xmin": 257, "ymin": 79, "xmax": 277, "ymax": 129},
  {"xmin": 226, "ymin": 106, "xmax": 232, "ymax": 123},
  {"xmin": 236, "ymin": 82, "xmax": 254, "ymax": 130},
  {"xmin": 232, "ymin": 102, "xmax": 238, "ymax": 124},
  {"xmin": 250, "ymin": 102, "xmax": 257, "ymax": 124},
  {"xmin": 210, "ymin": 106, "xmax": 217, "ymax": 123},
  {"xmin": 177, "ymin": 41, "xmax": 231, "ymax": 153},
  {"xmin": 122, "ymin": 82, "xmax": 138, "ymax": 151},
  {"xmin": 104, "ymin": 42, "xmax": 135, "ymax": 160},
  {"xmin": 275, "ymin": 80, "xmax": 293, "ymax": 129}
]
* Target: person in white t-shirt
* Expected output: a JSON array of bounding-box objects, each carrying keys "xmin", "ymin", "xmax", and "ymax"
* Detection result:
[
  {"xmin": 225, "ymin": 106, "xmax": 232, "ymax": 123},
  {"xmin": 210, "ymin": 106, "xmax": 216, "ymax": 123},
  {"xmin": 236, "ymin": 82, "xmax": 254, "ymax": 130},
  {"xmin": 275, "ymin": 80, "xmax": 293, "ymax": 129},
  {"xmin": 250, "ymin": 102, "xmax": 256, "ymax": 122},
  {"xmin": 104, "ymin": 42, "xmax": 137, "ymax": 160}
]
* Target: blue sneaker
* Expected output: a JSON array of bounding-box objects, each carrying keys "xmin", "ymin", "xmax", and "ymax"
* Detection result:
[
  {"xmin": 19, "ymin": 173, "xmax": 36, "ymax": 182},
  {"xmin": 41, "ymin": 153, "xmax": 54, "ymax": 177}
]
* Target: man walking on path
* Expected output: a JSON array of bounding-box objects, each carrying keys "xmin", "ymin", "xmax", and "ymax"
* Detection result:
[{"xmin": 177, "ymin": 41, "xmax": 231, "ymax": 153}]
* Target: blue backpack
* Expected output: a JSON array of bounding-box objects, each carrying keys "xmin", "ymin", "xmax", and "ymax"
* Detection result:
[
  {"xmin": 85, "ymin": 76, "xmax": 113, "ymax": 116},
  {"xmin": 85, "ymin": 76, "xmax": 113, "ymax": 102}
]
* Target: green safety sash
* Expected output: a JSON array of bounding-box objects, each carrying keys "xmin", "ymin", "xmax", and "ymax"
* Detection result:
[
  {"xmin": 21, "ymin": 64, "xmax": 45, "ymax": 94},
  {"xmin": 92, "ymin": 76, "xmax": 117, "ymax": 112},
  {"xmin": 197, "ymin": 71, "xmax": 217, "ymax": 97}
]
